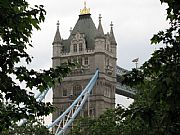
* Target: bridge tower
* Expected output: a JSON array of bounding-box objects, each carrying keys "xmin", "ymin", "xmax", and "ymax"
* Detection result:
[{"xmin": 52, "ymin": 3, "xmax": 117, "ymax": 121}]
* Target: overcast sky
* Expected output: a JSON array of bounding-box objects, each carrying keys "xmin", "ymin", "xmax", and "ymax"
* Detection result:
[
  {"xmin": 28, "ymin": 0, "xmax": 168, "ymax": 70},
  {"xmin": 26, "ymin": 0, "xmax": 169, "ymax": 124}
]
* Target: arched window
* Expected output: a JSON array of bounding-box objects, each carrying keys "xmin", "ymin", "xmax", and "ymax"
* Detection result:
[
  {"xmin": 79, "ymin": 43, "xmax": 83, "ymax": 52},
  {"xmin": 73, "ymin": 84, "xmax": 82, "ymax": 96},
  {"xmin": 107, "ymin": 58, "xmax": 109, "ymax": 66},
  {"xmin": 107, "ymin": 44, "xmax": 109, "ymax": 51},
  {"xmin": 62, "ymin": 89, "xmax": 67, "ymax": 97},
  {"xmin": 73, "ymin": 44, "xmax": 77, "ymax": 52},
  {"xmin": 84, "ymin": 57, "xmax": 88, "ymax": 65}
]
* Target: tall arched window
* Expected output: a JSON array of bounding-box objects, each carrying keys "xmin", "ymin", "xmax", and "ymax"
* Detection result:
[
  {"xmin": 62, "ymin": 89, "xmax": 67, "ymax": 97},
  {"xmin": 73, "ymin": 84, "xmax": 82, "ymax": 96},
  {"xmin": 79, "ymin": 43, "xmax": 83, "ymax": 52},
  {"xmin": 73, "ymin": 44, "xmax": 77, "ymax": 52},
  {"xmin": 84, "ymin": 57, "xmax": 88, "ymax": 65}
]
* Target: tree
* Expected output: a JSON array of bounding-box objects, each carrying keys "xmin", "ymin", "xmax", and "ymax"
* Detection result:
[
  {"xmin": 69, "ymin": 0, "xmax": 180, "ymax": 134},
  {"xmin": 2, "ymin": 119, "xmax": 53, "ymax": 135},
  {"xmin": 69, "ymin": 109, "xmax": 121, "ymax": 135},
  {"xmin": 0, "ymin": 0, "xmax": 74, "ymax": 133},
  {"xmin": 121, "ymin": 0, "xmax": 180, "ymax": 134}
]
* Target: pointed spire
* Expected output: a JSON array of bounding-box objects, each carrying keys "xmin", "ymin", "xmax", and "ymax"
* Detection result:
[
  {"xmin": 53, "ymin": 20, "xmax": 61, "ymax": 45},
  {"xmin": 97, "ymin": 14, "xmax": 104, "ymax": 35},
  {"xmin": 70, "ymin": 27, "xmax": 72, "ymax": 34},
  {"xmin": 96, "ymin": 14, "xmax": 105, "ymax": 39},
  {"xmin": 57, "ymin": 20, "xmax": 60, "ymax": 29},
  {"xmin": 110, "ymin": 21, "xmax": 116, "ymax": 44}
]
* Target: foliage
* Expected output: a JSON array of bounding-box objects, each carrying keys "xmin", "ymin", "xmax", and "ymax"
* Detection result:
[
  {"xmin": 2, "ymin": 119, "xmax": 53, "ymax": 135},
  {"xmin": 121, "ymin": 0, "xmax": 180, "ymax": 134},
  {"xmin": 0, "ymin": 0, "xmax": 74, "ymax": 133},
  {"xmin": 70, "ymin": 0, "xmax": 180, "ymax": 134},
  {"xmin": 69, "ymin": 109, "xmax": 121, "ymax": 135},
  {"xmin": 69, "ymin": 117, "xmax": 96, "ymax": 135}
]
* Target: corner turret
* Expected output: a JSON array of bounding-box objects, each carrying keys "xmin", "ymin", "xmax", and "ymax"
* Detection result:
[
  {"xmin": 53, "ymin": 21, "xmax": 61, "ymax": 45},
  {"xmin": 96, "ymin": 14, "xmax": 104, "ymax": 38},
  {"xmin": 52, "ymin": 21, "xmax": 62, "ymax": 68},
  {"xmin": 109, "ymin": 22, "xmax": 117, "ymax": 45},
  {"xmin": 109, "ymin": 22, "xmax": 117, "ymax": 58},
  {"xmin": 95, "ymin": 14, "xmax": 106, "ymax": 53}
]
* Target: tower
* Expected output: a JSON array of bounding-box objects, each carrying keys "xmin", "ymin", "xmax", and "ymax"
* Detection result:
[{"xmin": 52, "ymin": 3, "xmax": 117, "ymax": 121}]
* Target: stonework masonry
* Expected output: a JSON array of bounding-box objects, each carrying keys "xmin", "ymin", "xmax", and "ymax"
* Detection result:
[{"xmin": 52, "ymin": 7, "xmax": 117, "ymax": 122}]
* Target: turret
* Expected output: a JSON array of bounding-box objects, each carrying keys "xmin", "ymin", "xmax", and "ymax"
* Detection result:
[
  {"xmin": 95, "ymin": 14, "xmax": 105, "ymax": 52},
  {"xmin": 110, "ymin": 21, "xmax": 117, "ymax": 45},
  {"xmin": 52, "ymin": 21, "xmax": 62, "ymax": 57},
  {"xmin": 97, "ymin": 14, "xmax": 104, "ymax": 37},
  {"xmin": 109, "ymin": 22, "xmax": 117, "ymax": 58},
  {"xmin": 52, "ymin": 21, "xmax": 62, "ymax": 68}
]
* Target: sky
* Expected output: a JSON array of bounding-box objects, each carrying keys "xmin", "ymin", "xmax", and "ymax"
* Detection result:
[
  {"xmin": 27, "ymin": 0, "xmax": 168, "ymax": 71},
  {"xmin": 26, "ymin": 0, "xmax": 169, "ymax": 124}
]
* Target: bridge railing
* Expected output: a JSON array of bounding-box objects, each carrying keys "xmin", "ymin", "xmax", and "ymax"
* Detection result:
[{"xmin": 116, "ymin": 83, "xmax": 136, "ymax": 98}]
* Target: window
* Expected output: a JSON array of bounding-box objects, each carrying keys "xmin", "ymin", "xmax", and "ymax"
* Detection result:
[
  {"xmin": 73, "ymin": 85, "xmax": 82, "ymax": 96},
  {"xmin": 84, "ymin": 57, "xmax": 88, "ymax": 65},
  {"xmin": 104, "ymin": 88, "xmax": 110, "ymax": 97},
  {"xmin": 73, "ymin": 44, "xmax": 77, "ymax": 52},
  {"xmin": 90, "ymin": 108, "xmax": 95, "ymax": 117},
  {"xmin": 79, "ymin": 43, "xmax": 83, "ymax": 52},
  {"xmin": 107, "ymin": 44, "xmax": 109, "ymax": 51},
  {"xmin": 62, "ymin": 89, "xmax": 67, "ymax": 97},
  {"xmin": 107, "ymin": 58, "xmax": 109, "ymax": 66}
]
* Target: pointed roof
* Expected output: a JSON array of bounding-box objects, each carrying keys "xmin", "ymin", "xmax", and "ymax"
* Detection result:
[
  {"xmin": 96, "ymin": 14, "xmax": 105, "ymax": 38},
  {"xmin": 110, "ymin": 22, "xmax": 117, "ymax": 44},
  {"xmin": 68, "ymin": 14, "xmax": 98, "ymax": 49},
  {"xmin": 53, "ymin": 20, "xmax": 61, "ymax": 45}
]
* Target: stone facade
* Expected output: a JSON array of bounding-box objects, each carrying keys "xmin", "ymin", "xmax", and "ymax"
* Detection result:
[{"xmin": 52, "ymin": 5, "xmax": 117, "ymax": 122}]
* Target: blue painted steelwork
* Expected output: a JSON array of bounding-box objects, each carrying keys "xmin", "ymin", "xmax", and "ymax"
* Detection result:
[
  {"xmin": 18, "ymin": 89, "xmax": 50, "ymax": 126},
  {"xmin": 19, "ymin": 67, "xmax": 136, "ymax": 133},
  {"xmin": 48, "ymin": 69, "xmax": 99, "ymax": 135},
  {"xmin": 36, "ymin": 89, "xmax": 49, "ymax": 102}
]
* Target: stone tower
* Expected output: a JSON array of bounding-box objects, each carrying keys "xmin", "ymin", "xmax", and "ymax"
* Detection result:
[{"xmin": 52, "ymin": 3, "xmax": 117, "ymax": 121}]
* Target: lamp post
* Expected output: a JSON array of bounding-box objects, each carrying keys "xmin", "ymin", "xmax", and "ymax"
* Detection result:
[{"xmin": 132, "ymin": 58, "xmax": 139, "ymax": 69}]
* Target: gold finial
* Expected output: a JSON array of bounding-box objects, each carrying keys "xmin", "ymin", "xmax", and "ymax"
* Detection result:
[{"xmin": 80, "ymin": 1, "xmax": 90, "ymax": 15}]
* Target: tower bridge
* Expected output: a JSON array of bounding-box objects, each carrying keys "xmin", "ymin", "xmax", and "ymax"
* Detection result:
[
  {"xmin": 116, "ymin": 65, "xmax": 135, "ymax": 98},
  {"xmin": 51, "ymin": 3, "xmax": 135, "ymax": 134}
]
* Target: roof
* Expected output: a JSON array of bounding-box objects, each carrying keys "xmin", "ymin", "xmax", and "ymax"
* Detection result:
[
  {"xmin": 110, "ymin": 22, "xmax": 117, "ymax": 44},
  {"xmin": 53, "ymin": 23, "xmax": 61, "ymax": 45},
  {"xmin": 66, "ymin": 14, "xmax": 98, "ymax": 50}
]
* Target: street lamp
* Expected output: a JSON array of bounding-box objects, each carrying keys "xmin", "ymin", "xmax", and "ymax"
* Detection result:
[{"xmin": 132, "ymin": 58, "xmax": 139, "ymax": 69}]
